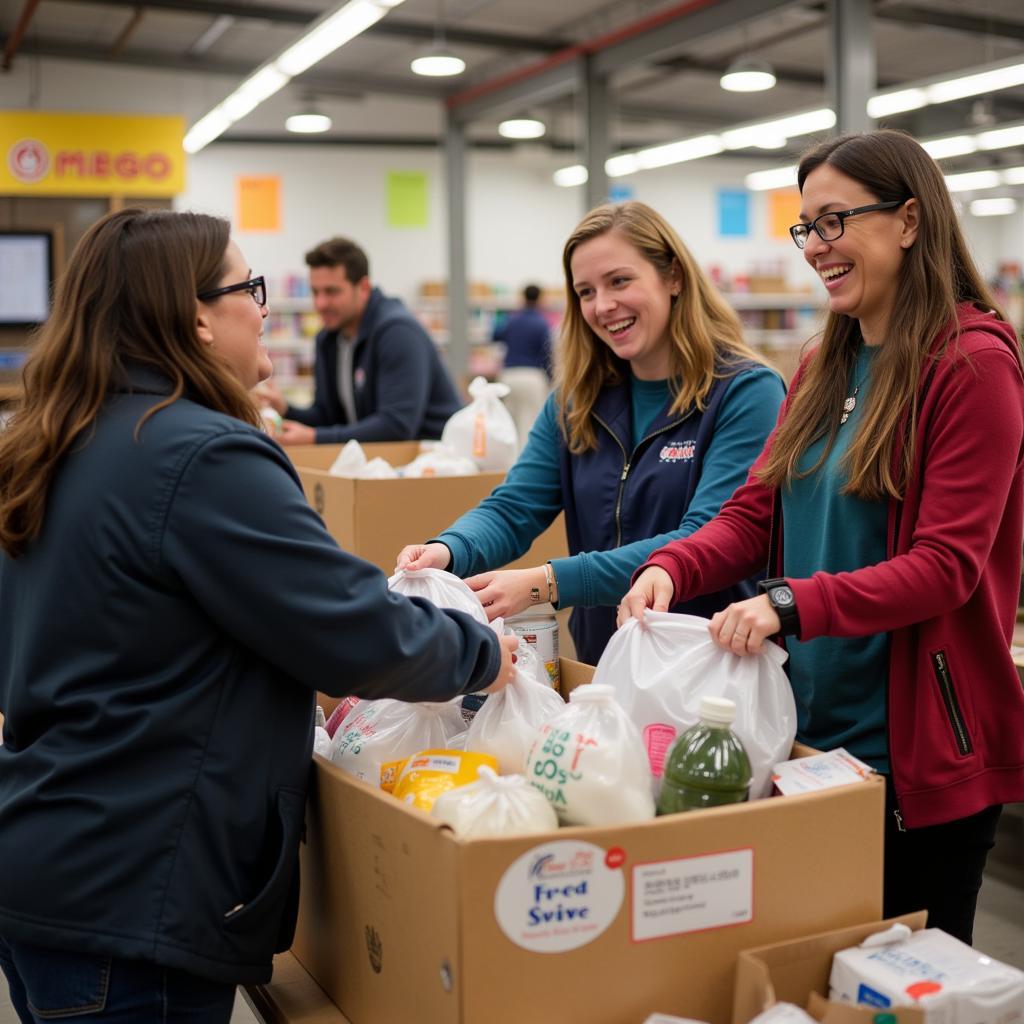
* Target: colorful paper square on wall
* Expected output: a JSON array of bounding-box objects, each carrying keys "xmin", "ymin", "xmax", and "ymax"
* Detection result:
[
  {"xmin": 768, "ymin": 189, "xmax": 802, "ymax": 240},
  {"xmin": 718, "ymin": 189, "xmax": 750, "ymax": 237},
  {"xmin": 387, "ymin": 171, "xmax": 428, "ymax": 227},
  {"xmin": 237, "ymin": 175, "xmax": 281, "ymax": 232}
]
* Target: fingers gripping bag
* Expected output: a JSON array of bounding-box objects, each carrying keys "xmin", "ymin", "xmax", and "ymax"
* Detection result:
[
  {"xmin": 387, "ymin": 567, "xmax": 488, "ymax": 625},
  {"xmin": 432, "ymin": 765, "xmax": 559, "ymax": 838},
  {"xmin": 593, "ymin": 612, "xmax": 796, "ymax": 800},
  {"xmin": 440, "ymin": 376, "xmax": 518, "ymax": 472},
  {"xmin": 327, "ymin": 699, "xmax": 465, "ymax": 791},
  {"xmin": 465, "ymin": 641, "xmax": 565, "ymax": 774},
  {"xmin": 525, "ymin": 684, "xmax": 655, "ymax": 827}
]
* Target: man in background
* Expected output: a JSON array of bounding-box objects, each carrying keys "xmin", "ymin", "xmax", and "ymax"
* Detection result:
[
  {"xmin": 259, "ymin": 237, "xmax": 461, "ymax": 445},
  {"xmin": 494, "ymin": 283, "xmax": 552, "ymax": 447}
]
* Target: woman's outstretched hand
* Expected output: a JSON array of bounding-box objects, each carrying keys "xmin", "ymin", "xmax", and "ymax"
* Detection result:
[{"xmin": 616, "ymin": 566, "xmax": 674, "ymax": 627}]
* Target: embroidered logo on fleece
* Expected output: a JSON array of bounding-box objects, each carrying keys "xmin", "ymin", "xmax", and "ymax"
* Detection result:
[{"xmin": 659, "ymin": 439, "xmax": 696, "ymax": 463}]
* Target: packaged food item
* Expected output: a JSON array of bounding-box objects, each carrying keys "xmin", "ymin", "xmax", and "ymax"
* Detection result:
[
  {"xmin": 771, "ymin": 747, "xmax": 875, "ymax": 795},
  {"xmin": 593, "ymin": 612, "xmax": 795, "ymax": 799},
  {"xmin": 507, "ymin": 614, "xmax": 560, "ymax": 689},
  {"xmin": 658, "ymin": 697, "xmax": 752, "ymax": 815},
  {"xmin": 392, "ymin": 749, "xmax": 498, "ymax": 812},
  {"xmin": 324, "ymin": 696, "xmax": 361, "ymax": 738},
  {"xmin": 829, "ymin": 924, "xmax": 1024, "ymax": 1022},
  {"xmin": 525, "ymin": 684, "xmax": 655, "ymax": 827},
  {"xmin": 328, "ymin": 699, "xmax": 465, "ymax": 790},
  {"xmin": 465, "ymin": 655, "xmax": 565, "ymax": 774},
  {"xmin": 260, "ymin": 406, "xmax": 283, "ymax": 437},
  {"xmin": 432, "ymin": 765, "xmax": 558, "ymax": 838}
]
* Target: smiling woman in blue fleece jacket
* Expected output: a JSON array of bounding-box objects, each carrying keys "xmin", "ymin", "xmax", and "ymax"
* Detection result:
[{"xmin": 398, "ymin": 201, "xmax": 784, "ymax": 666}]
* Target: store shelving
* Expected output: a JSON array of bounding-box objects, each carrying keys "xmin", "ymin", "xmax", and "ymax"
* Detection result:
[
  {"xmin": 265, "ymin": 291, "xmax": 317, "ymax": 407},
  {"xmin": 722, "ymin": 291, "xmax": 824, "ymax": 381}
]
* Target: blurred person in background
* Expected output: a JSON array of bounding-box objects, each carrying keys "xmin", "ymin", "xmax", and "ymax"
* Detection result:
[{"xmin": 495, "ymin": 282, "xmax": 553, "ymax": 447}]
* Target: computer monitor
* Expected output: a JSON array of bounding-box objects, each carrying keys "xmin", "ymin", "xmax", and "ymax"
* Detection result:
[{"xmin": 0, "ymin": 230, "xmax": 54, "ymax": 328}]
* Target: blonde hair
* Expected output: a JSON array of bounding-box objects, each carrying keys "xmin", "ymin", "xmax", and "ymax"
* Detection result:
[
  {"xmin": 757, "ymin": 130, "xmax": 1020, "ymax": 500},
  {"xmin": 0, "ymin": 208, "xmax": 261, "ymax": 558},
  {"xmin": 555, "ymin": 201, "xmax": 767, "ymax": 453}
]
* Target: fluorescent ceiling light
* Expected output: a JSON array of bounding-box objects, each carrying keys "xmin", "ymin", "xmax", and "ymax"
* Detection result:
[
  {"xmin": 720, "ymin": 60, "xmax": 776, "ymax": 93},
  {"xmin": 976, "ymin": 125, "xmax": 1024, "ymax": 151},
  {"xmin": 635, "ymin": 135, "xmax": 724, "ymax": 170},
  {"xmin": 866, "ymin": 88, "xmax": 928, "ymax": 118},
  {"xmin": 927, "ymin": 64, "xmax": 1024, "ymax": 105},
  {"xmin": 498, "ymin": 118, "xmax": 545, "ymax": 139},
  {"xmin": 277, "ymin": 0, "xmax": 388, "ymax": 76},
  {"xmin": 920, "ymin": 135, "xmax": 977, "ymax": 159},
  {"xmin": 553, "ymin": 165, "xmax": 588, "ymax": 188},
  {"xmin": 605, "ymin": 153, "xmax": 640, "ymax": 177},
  {"xmin": 944, "ymin": 170, "xmax": 1002, "ymax": 193},
  {"xmin": 745, "ymin": 165, "xmax": 798, "ymax": 191},
  {"xmin": 411, "ymin": 51, "xmax": 466, "ymax": 76},
  {"xmin": 184, "ymin": 0, "xmax": 400, "ymax": 154},
  {"xmin": 1002, "ymin": 167, "xmax": 1024, "ymax": 185},
  {"xmin": 286, "ymin": 112, "xmax": 332, "ymax": 133},
  {"xmin": 970, "ymin": 197, "xmax": 1018, "ymax": 216}
]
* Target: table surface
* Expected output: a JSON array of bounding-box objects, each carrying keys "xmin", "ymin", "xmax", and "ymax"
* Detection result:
[{"xmin": 242, "ymin": 953, "xmax": 352, "ymax": 1024}]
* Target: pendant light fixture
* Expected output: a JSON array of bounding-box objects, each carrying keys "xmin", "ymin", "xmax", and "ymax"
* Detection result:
[
  {"xmin": 498, "ymin": 116, "xmax": 546, "ymax": 139},
  {"xmin": 411, "ymin": 0, "xmax": 465, "ymax": 77},
  {"xmin": 720, "ymin": 25, "xmax": 775, "ymax": 93},
  {"xmin": 286, "ymin": 99, "xmax": 332, "ymax": 133}
]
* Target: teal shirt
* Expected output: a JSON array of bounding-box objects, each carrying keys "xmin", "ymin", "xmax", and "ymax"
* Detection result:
[
  {"xmin": 630, "ymin": 374, "xmax": 672, "ymax": 443},
  {"xmin": 782, "ymin": 344, "xmax": 890, "ymax": 772}
]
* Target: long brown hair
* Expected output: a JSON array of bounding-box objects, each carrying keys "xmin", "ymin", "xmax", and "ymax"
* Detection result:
[
  {"xmin": 0, "ymin": 208, "xmax": 261, "ymax": 558},
  {"xmin": 555, "ymin": 201, "xmax": 768, "ymax": 453},
  {"xmin": 758, "ymin": 129, "xmax": 1013, "ymax": 500}
]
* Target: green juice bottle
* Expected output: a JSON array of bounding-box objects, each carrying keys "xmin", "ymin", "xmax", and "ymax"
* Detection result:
[{"xmin": 657, "ymin": 696, "xmax": 752, "ymax": 815}]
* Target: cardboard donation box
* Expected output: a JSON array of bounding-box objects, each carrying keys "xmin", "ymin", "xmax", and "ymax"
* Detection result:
[
  {"xmin": 293, "ymin": 660, "xmax": 886, "ymax": 1024},
  {"xmin": 285, "ymin": 442, "xmax": 567, "ymax": 574},
  {"xmin": 732, "ymin": 914, "xmax": 929, "ymax": 1024}
]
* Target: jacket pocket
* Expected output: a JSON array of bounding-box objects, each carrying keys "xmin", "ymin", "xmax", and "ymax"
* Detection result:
[
  {"xmin": 930, "ymin": 648, "xmax": 973, "ymax": 756},
  {"xmin": 222, "ymin": 787, "xmax": 305, "ymax": 938}
]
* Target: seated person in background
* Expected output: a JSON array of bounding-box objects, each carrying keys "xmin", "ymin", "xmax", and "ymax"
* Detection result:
[
  {"xmin": 495, "ymin": 283, "xmax": 552, "ymax": 446},
  {"xmin": 259, "ymin": 236, "xmax": 462, "ymax": 445}
]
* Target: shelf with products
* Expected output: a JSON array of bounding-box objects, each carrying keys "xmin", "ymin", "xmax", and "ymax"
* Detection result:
[{"xmin": 263, "ymin": 279, "xmax": 318, "ymax": 408}]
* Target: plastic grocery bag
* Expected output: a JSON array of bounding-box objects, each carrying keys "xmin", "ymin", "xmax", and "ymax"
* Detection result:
[
  {"xmin": 441, "ymin": 376, "xmax": 518, "ymax": 472},
  {"xmin": 387, "ymin": 567, "xmax": 488, "ymax": 625},
  {"xmin": 432, "ymin": 765, "xmax": 558, "ymax": 838},
  {"xmin": 525, "ymin": 684, "xmax": 655, "ymax": 827},
  {"xmin": 399, "ymin": 445, "xmax": 479, "ymax": 478},
  {"xmin": 327, "ymin": 439, "xmax": 399, "ymax": 479},
  {"xmin": 465, "ymin": 648, "xmax": 565, "ymax": 773},
  {"xmin": 593, "ymin": 612, "xmax": 796, "ymax": 800},
  {"xmin": 328, "ymin": 699, "xmax": 465, "ymax": 790}
]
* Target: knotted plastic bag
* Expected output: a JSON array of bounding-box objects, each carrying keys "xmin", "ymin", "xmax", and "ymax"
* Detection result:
[
  {"xmin": 328, "ymin": 698, "xmax": 466, "ymax": 790},
  {"xmin": 593, "ymin": 612, "xmax": 796, "ymax": 799},
  {"xmin": 524, "ymin": 684, "xmax": 655, "ymax": 827},
  {"xmin": 465, "ymin": 643, "xmax": 565, "ymax": 774},
  {"xmin": 441, "ymin": 376, "xmax": 518, "ymax": 472},
  {"xmin": 387, "ymin": 567, "xmax": 488, "ymax": 625},
  {"xmin": 432, "ymin": 765, "xmax": 558, "ymax": 838}
]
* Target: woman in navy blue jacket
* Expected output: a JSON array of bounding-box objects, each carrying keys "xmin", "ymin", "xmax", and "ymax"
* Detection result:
[
  {"xmin": 399, "ymin": 201, "xmax": 785, "ymax": 665},
  {"xmin": 0, "ymin": 208, "xmax": 515, "ymax": 1023}
]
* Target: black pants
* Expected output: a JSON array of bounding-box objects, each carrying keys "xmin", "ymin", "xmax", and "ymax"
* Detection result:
[{"xmin": 883, "ymin": 777, "xmax": 1002, "ymax": 944}]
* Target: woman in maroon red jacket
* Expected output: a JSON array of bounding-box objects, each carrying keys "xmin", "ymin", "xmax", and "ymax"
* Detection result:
[{"xmin": 620, "ymin": 129, "xmax": 1024, "ymax": 944}]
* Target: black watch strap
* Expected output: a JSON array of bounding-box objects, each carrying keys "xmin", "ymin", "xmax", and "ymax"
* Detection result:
[{"xmin": 758, "ymin": 577, "xmax": 801, "ymax": 638}]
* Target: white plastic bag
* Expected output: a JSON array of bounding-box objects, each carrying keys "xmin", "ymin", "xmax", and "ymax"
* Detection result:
[
  {"xmin": 328, "ymin": 698, "xmax": 465, "ymax": 788},
  {"xmin": 399, "ymin": 445, "xmax": 479, "ymax": 478},
  {"xmin": 525, "ymin": 684, "xmax": 655, "ymax": 827},
  {"xmin": 441, "ymin": 376, "xmax": 518, "ymax": 472},
  {"xmin": 465, "ymin": 647, "xmax": 565, "ymax": 773},
  {"xmin": 327, "ymin": 439, "xmax": 399, "ymax": 478},
  {"xmin": 432, "ymin": 765, "xmax": 558, "ymax": 838},
  {"xmin": 387, "ymin": 567, "xmax": 488, "ymax": 625},
  {"xmin": 593, "ymin": 612, "xmax": 796, "ymax": 800}
]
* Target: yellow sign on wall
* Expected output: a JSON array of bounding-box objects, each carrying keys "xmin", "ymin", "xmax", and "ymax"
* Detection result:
[{"xmin": 0, "ymin": 111, "xmax": 185, "ymax": 196}]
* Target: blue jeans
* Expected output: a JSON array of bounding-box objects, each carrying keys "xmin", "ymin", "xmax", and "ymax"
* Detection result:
[{"xmin": 0, "ymin": 937, "xmax": 235, "ymax": 1023}]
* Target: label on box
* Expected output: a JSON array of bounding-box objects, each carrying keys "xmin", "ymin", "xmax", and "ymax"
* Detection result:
[
  {"xmin": 494, "ymin": 840, "xmax": 624, "ymax": 953},
  {"xmin": 631, "ymin": 848, "xmax": 753, "ymax": 941}
]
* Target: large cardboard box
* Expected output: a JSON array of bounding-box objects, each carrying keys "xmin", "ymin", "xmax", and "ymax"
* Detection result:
[
  {"xmin": 732, "ymin": 914, "xmax": 928, "ymax": 1024},
  {"xmin": 284, "ymin": 442, "xmax": 567, "ymax": 574},
  {"xmin": 293, "ymin": 660, "xmax": 885, "ymax": 1024}
]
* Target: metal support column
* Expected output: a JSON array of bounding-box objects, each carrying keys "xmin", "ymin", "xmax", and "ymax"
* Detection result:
[
  {"xmin": 583, "ymin": 55, "xmax": 609, "ymax": 213},
  {"xmin": 444, "ymin": 108, "xmax": 469, "ymax": 385},
  {"xmin": 828, "ymin": 0, "xmax": 875, "ymax": 134}
]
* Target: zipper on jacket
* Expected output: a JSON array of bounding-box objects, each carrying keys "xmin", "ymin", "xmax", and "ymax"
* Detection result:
[
  {"xmin": 931, "ymin": 650, "xmax": 973, "ymax": 756},
  {"xmin": 893, "ymin": 807, "xmax": 906, "ymax": 832}
]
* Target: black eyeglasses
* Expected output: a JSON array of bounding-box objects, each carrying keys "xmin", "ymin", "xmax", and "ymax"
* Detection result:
[
  {"xmin": 197, "ymin": 275, "xmax": 266, "ymax": 307},
  {"xmin": 789, "ymin": 201, "xmax": 907, "ymax": 249}
]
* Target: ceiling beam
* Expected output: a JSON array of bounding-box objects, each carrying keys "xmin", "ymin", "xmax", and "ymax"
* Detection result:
[
  {"xmin": 56, "ymin": 0, "xmax": 571, "ymax": 51},
  {"xmin": 3, "ymin": 0, "xmax": 42, "ymax": 71},
  {"xmin": 874, "ymin": 5, "xmax": 1024, "ymax": 42}
]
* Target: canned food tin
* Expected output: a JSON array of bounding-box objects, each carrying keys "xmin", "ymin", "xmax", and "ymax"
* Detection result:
[{"xmin": 507, "ymin": 616, "xmax": 559, "ymax": 689}]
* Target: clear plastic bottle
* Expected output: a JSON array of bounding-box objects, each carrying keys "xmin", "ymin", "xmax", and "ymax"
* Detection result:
[{"xmin": 657, "ymin": 696, "xmax": 752, "ymax": 815}]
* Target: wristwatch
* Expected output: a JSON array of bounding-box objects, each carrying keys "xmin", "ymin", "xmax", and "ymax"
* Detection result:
[{"xmin": 758, "ymin": 578, "xmax": 801, "ymax": 638}]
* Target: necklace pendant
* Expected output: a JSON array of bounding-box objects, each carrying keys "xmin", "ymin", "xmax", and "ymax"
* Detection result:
[
  {"xmin": 843, "ymin": 395, "xmax": 857, "ymax": 413},
  {"xmin": 840, "ymin": 411, "xmax": 850, "ymax": 424}
]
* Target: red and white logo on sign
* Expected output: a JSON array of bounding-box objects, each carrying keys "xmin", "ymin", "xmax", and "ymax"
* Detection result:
[{"xmin": 8, "ymin": 139, "xmax": 49, "ymax": 183}]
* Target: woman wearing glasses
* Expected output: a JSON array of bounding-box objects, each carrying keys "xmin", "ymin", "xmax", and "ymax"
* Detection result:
[
  {"xmin": 620, "ymin": 129, "xmax": 1024, "ymax": 942},
  {"xmin": 0, "ymin": 208, "xmax": 516, "ymax": 1022}
]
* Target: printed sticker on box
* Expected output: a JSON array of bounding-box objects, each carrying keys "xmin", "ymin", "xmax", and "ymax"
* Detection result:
[
  {"xmin": 494, "ymin": 840, "xmax": 625, "ymax": 953},
  {"xmin": 631, "ymin": 848, "xmax": 753, "ymax": 941}
]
